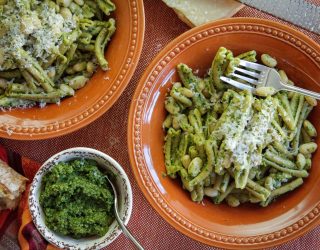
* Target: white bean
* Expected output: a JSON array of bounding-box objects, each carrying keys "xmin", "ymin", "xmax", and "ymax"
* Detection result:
[
  {"xmin": 303, "ymin": 120, "xmax": 317, "ymax": 137},
  {"xmin": 60, "ymin": 7, "xmax": 72, "ymax": 19},
  {"xmin": 299, "ymin": 142, "xmax": 318, "ymax": 155},
  {"xmin": 86, "ymin": 62, "xmax": 96, "ymax": 74},
  {"xmin": 181, "ymin": 155, "xmax": 191, "ymax": 169},
  {"xmin": 296, "ymin": 153, "xmax": 306, "ymax": 169},
  {"xmin": 204, "ymin": 187, "xmax": 219, "ymax": 197},
  {"xmin": 305, "ymin": 96, "xmax": 317, "ymax": 107},
  {"xmin": 73, "ymin": 62, "xmax": 87, "ymax": 72},
  {"xmin": 261, "ymin": 54, "xmax": 277, "ymax": 68},
  {"xmin": 188, "ymin": 157, "xmax": 202, "ymax": 177},
  {"xmin": 278, "ymin": 70, "xmax": 288, "ymax": 84},
  {"xmin": 255, "ymin": 87, "xmax": 276, "ymax": 97},
  {"xmin": 226, "ymin": 195, "xmax": 240, "ymax": 207},
  {"xmin": 68, "ymin": 76, "xmax": 89, "ymax": 90}
]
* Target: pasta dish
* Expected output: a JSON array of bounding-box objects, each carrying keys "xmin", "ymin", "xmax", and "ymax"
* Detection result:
[
  {"xmin": 0, "ymin": 0, "xmax": 116, "ymax": 108},
  {"xmin": 163, "ymin": 47, "xmax": 317, "ymax": 207}
]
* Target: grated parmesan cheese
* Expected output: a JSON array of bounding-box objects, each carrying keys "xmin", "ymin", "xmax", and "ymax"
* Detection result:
[
  {"xmin": 0, "ymin": 0, "xmax": 77, "ymax": 70},
  {"xmin": 232, "ymin": 97, "xmax": 276, "ymax": 167}
]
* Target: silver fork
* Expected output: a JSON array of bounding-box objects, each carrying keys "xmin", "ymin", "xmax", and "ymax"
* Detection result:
[{"xmin": 220, "ymin": 60, "xmax": 320, "ymax": 99}]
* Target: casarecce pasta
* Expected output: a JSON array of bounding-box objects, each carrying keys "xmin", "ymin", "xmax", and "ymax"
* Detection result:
[
  {"xmin": 0, "ymin": 0, "xmax": 116, "ymax": 108},
  {"xmin": 163, "ymin": 47, "xmax": 318, "ymax": 207}
]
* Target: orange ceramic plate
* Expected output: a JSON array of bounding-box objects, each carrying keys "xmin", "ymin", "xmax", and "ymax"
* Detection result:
[
  {"xmin": 0, "ymin": 0, "xmax": 145, "ymax": 140},
  {"xmin": 128, "ymin": 18, "xmax": 320, "ymax": 249}
]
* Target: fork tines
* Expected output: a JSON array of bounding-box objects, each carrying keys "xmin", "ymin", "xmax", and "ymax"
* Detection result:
[
  {"xmin": 233, "ymin": 66, "xmax": 260, "ymax": 78},
  {"xmin": 230, "ymin": 71, "xmax": 258, "ymax": 84},
  {"xmin": 220, "ymin": 76, "xmax": 256, "ymax": 92},
  {"xmin": 239, "ymin": 60, "xmax": 267, "ymax": 71},
  {"xmin": 222, "ymin": 60, "xmax": 268, "ymax": 87}
]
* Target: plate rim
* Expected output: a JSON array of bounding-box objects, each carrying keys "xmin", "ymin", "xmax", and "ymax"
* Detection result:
[
  {"xmin": 127, "ymin": 17, "xmax": 320, "ymax": 249},
  {"xmin": 0, "ymin": 0, "xmax": 145, "ymax": 140}
]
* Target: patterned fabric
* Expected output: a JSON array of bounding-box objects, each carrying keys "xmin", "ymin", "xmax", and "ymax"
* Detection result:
[
  {"xmin": 17, "ymin": 158, "xmax": 55, "ymax": 250},
  {"xmin": 0, "ymin": 146, "xmax": 19, "ymax": 240},
  {"xmin": 0, "ymin": 0, "xmax": 319, "ymax": 250},
  {"xmin": 0, "ymin": 147, "xmax": 55, "ymax": 250}
]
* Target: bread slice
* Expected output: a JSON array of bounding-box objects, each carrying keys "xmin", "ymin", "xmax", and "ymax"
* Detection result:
[
  {"xmin": 163, "ymin": 0, "xmax": 244, "ymax": 27},
  {"xmin": 0, "ymin": 183, "xmax": 18, "ymax": 210},
  {"xmin": 0, "ymin": 159, "xmax": 28, "ymax": 210}
]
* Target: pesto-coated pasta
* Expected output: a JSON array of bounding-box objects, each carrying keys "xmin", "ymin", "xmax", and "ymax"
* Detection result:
[
  {"xmin": 163, "ymin": 47, "xmax": 317, "ymax": 207},
  {"xmin": 0, "ymin": 0, "xmax": 116, "ymax": 108}
]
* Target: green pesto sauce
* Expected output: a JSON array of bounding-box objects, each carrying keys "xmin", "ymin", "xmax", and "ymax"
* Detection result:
[{"xmin": 39, "ymin": 159, "xmax": 114, "ymax": 239}]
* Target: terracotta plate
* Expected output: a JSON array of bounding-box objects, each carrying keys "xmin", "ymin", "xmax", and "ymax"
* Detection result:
[
  {"xmin": 128, "ymin": 18, "xmax": 320, "ymax": 249},
  {"xmin": 0, "ymin": 0, "xmax": 145, "ymax": 140}
]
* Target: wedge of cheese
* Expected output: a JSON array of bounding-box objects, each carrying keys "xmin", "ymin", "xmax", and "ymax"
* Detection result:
[
  {"xmin": 0, "ymin": 159, "xmax": 28, "ymax": 210},
  {"xmin": 163, "ymin": 0, "xmax": 244, "ymax": 27}
]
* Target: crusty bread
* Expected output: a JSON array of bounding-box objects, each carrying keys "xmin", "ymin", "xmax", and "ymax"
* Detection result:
[
  {"xmin": 0, "ymin": 159, "xmax": 28, "ymax": 210},
  {"xmin": 163, "ymin": 0, "xmax": 244, "ymax": 27}
]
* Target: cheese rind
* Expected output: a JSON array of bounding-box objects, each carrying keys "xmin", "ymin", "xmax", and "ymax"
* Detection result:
[{"xmin": 163, "ymin": 0, "xmax": 244, "ymax": 27}]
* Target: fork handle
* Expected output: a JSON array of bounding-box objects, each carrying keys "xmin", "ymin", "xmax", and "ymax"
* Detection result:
[
  {"xmin": 116, "ymin": 216, "xmax": 144, "ymax": 250},
  {"xmin": 282, "ymin": 83, "xmax": 320, "ymax": 100}
]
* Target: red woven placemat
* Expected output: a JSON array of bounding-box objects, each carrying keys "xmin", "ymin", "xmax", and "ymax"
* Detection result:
[{"xmin": 0, "ymin": 1, "xmax": 319, "ymax": 249}]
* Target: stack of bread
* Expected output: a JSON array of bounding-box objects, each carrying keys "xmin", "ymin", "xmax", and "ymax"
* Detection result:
[{"xmin": 0, "ymin": 159, "xmax": 28, "ymax": 210}]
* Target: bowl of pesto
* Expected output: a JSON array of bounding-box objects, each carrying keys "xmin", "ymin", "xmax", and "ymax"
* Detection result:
[{"xmin": 29, "ymin": 147, "xmax": 133, "ymax": 250}]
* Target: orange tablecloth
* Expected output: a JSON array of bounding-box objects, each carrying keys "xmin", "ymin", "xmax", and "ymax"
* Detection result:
[{"xmin": 1, "ymin": 1, "xmax": 319, "ymax": 249}]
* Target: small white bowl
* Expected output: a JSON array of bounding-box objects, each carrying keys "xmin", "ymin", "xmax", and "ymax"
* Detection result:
[{"xmin": 29, "ymin": 147, "xmax": 133, "ymax": 250}]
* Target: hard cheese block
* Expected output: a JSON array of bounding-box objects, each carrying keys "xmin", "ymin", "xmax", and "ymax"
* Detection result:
[{"xmin": 163, "ymin": 0, "xmax": 244, "ymax": 27}]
